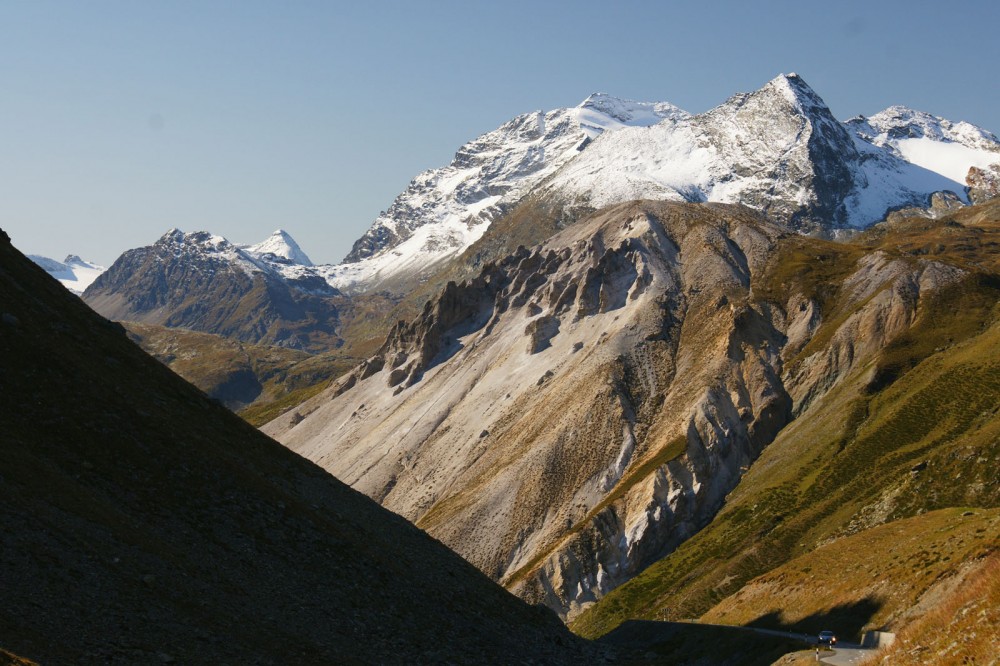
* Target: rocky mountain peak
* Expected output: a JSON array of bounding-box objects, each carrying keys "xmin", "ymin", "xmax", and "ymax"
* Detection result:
[
  {"xmin": 83, "ymin": 227, "xmax": 344, "ymax": 351},
  {"xmin": 711, "ymin": 73, "xmax": 849, "ymax": 143},
  {"xmin": 762, "ymin": 72, "xmax": 826, "ymax": 111}
]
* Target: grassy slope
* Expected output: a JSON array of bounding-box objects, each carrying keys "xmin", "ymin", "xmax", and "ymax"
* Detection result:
[
  {"xmin": 572, "ymin": 206, "xmax": 1000, "ymax": 640},
  {"xmin": 123, "ymin": 322, "xmax": 354, "ymax": 420},
  {"xmin": 872, "ymin": 549, "xmax": 1000, "ymax": 664},
  {"xmin": 702, "ymin": 508, "xmax": 1000, "ymax": 637}
]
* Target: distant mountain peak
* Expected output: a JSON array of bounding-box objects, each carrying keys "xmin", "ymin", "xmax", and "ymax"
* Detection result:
[
  {"xmin": 28, "ymin": 252, "xmax": 105, "ymax": 295},
  {"xmin": 247, "ymin": 229, "xmax": 313, "ymax": 266}
]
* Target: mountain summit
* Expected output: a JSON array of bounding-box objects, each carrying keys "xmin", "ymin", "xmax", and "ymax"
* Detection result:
[
  {"xmin": 28, "ymin": 253, "xmax": 106, "ymax": 294},
  {"xmin": 331, "ymin": 92, "xmax": 683, "ymax": 291},
  {"xmin": 246, "ymin": 228, "xmax": 314, "ymax": 266}
]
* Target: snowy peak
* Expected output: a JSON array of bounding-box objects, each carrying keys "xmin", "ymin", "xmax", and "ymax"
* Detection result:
[
  {"xmin": 247, "ymin": 229, "xmax": 314, "ymax": 266},
  {"xmin": 334, "ymin": 91, "xmax": 689, "ymax": 291},
  {"xmin": 155, "ymin": 228, "xmax": 244, "ymax": 258},
  {"xmin": 763, "ymin": 72, "xmax": 828, "ymax": 113},
  {"xmin": 28, "ymin": 253, "xmax": 106, "ymax": 295},
  {"xmin": 852, "ymin": 105, "xmax": 1000, "ymax": 149},
  {"xmin": 846, "ymin": 105, "xmax": 1000, "ymax": 184},
  {"xmin": 577, "ymin": 92, "xmax": 688, "ymax": 127},
  {"xmin": 709, "ymin": 73, "xmax": 851, "ymax": 148}
]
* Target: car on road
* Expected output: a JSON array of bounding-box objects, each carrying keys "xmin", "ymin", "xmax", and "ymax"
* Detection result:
[{"xmin": 818, "ymin": 630, "xmax": 837, "ymax": 646}]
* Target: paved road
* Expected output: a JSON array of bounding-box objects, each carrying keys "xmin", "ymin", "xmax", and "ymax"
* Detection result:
[
  {"xmin": 819, "ymin": 643, "xmax": 870, "ymax": 665},
  {"xmin": 737, "ymin": 626, "xmax": 873, "ymax": 664}
]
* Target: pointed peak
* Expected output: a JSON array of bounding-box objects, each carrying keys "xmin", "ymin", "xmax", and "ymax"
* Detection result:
[
  {"xmin": 268, "ymin": 229, "xmax": 297, "ymax": 243},
  {"xmin": 159, "ymin": 228, "xmax": 186, "ymax": 243},
  {"xmin": 763, "ymin": 72, "xmax": 825, "ymax": 107},
  {"xmin": 577, "ymin": 92, "xmax": 617, "ymax": 107},
  {"xmin": 248, "ymin": 228, "xmax": 313, "ymax": 266},
  {"xmin": 155, "ymin": 229, "xmax": 235, "ymax": 252}
]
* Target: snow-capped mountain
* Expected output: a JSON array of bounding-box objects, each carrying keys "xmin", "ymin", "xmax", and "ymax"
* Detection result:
[
  {"xmin": 29, "ymin": 254, "xmax": 106, "ymax": 295},
  {"xmin": 324, "ymin": 94, "xmax": 687, "ymax": 290},
  {"xmin": 328, "ymin": 74, "xmax": 999, "ymax": 291},
  {"xmin": 846, "ymin": 106, "xmax": 1000, "ymax": 183},
  {"xmin": 83, "ymin": 228, "xmax": 344, "ymax": 351},
  {"xmin": 539, "ymin": 74, "xmax": 995, "ymax": 231},
  {"xmin": 244, "ymin": 228, "xmax": 314, "ymax": 266}
]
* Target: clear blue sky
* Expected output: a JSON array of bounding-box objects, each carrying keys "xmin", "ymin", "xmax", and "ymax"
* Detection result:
[{"xmin": 3, "ymin": 0, "xmax": 998, "ymax": 266}]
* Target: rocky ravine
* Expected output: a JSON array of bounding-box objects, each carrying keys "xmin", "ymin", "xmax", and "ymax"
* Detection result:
[{"xmin": 265, "ymin": 200, "xmax": 965, "ymax": 619}]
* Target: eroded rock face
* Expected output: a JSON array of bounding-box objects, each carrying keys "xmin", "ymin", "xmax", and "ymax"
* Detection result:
[{"xmin": 265, "ymin": 200, "xmax": 967, "ymax": 619}]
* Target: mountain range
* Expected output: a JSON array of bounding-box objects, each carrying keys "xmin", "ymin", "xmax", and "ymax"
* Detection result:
[
  {"xmin": 68, "ymin": 74, "xmax": 998, "ymax": 308},
  {"xmin": 62, "ymin": 75, "xmax": 999, "ymax": 393},
  {"xmin": 15, "ymin": 73, "xmax": 1000, "ymax": 662}
]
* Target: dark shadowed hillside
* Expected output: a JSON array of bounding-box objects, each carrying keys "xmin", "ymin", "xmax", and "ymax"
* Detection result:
[{"xmin": 0, "ymin": 228, "xmax": 604, "ymax": 664}]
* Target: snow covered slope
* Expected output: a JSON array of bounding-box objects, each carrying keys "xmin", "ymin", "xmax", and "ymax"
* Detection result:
[
  {"xmin": 325, "ymin": 95, "xmax": 687, "ymax": 290},
  {"xmin": 29, "ymin": 254, "xmax": 106, "ymax": 295},
  {"xmin": 847, "ymin": 106, "xmax": 1000, "ymax": 184}
]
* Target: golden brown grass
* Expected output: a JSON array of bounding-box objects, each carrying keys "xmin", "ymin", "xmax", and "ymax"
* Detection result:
[{"xmin": 868, "ymin": 550, "xmax": 1000, "ymax": 665}]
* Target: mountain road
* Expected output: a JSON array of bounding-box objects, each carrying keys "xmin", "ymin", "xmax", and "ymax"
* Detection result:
[{"xmin": 736, "ymin": 626, "xmax": 873, "ymax": 664}]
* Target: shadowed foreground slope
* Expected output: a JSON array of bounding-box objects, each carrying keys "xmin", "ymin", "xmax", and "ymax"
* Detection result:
[{"xmin": 0, "ymin": 228, "xmax": 601, "ymax": 664}]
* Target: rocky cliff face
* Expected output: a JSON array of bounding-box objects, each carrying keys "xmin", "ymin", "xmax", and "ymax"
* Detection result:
[
  {"xmin": 266, "ymin": 200, "xmax": 983, "ymax": 619},
  {"xmin": 83, "ymin": 229, "xmax": 346, "ymax": 352},
  {"xmin": 967, "ymin": 163, "xmax": 1000, "ymax": 204}
]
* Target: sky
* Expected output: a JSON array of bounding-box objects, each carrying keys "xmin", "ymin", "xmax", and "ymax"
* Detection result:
[{"xmin": 3, "ymin": 0, "xmax": 999, "ymax": 267}]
